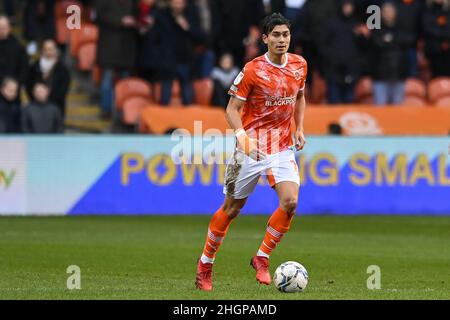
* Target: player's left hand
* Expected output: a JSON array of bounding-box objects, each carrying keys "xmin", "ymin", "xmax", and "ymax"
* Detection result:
[{"xmin": 295, "ymin": 129, "xmax": 306, "ymax": 151}]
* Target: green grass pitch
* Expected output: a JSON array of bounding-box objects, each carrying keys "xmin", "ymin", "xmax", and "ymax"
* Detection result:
[{"xmin": 0, "ymin": 215, "xmax": 449, "ymax": 300}]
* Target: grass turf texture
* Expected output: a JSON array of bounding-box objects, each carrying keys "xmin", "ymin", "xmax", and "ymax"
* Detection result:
[{"xmin": 0, "ymin": 215, "xmax": 449, "ymax": 300}]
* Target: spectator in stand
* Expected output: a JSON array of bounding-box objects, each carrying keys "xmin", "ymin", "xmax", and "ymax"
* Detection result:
[
  {"xmin": 423, "ymin": 0, "xmax": 450, "ymax": 77},
  {"xmin": 156, "ymin": 0, "xmax": 203, "ymax": 105},
  {"xmin": 211, "ymin": 53, "xmax": 240, "ymax": 108},
  {"xmin": 291, "ymin": 0, "xmax": 337, "ymax": 87},
  {"xmin": 0, "ymin": 77, "xmax": 21, "ymax": 133},
  {"xmin": 192, "ymin": 0, "xmax": 220, "ymax": 78},
  {"xmin": 23, "ymin": 0, "xmax": 56, "ymax": 56},
  {"xmin": 370, "ymin": 2, "xmax": 411, "ymax": 105},
  {"xmin": 26, "ymin": 39, "xmax": 71, "ymax": 119},
  {"xmin": 94, "ymin": 0, "xmax": 138, "ymax": 118},
  {"xmin": 214, "ymin": 0, "xmax": 265, "ymax": 67},
  {"xmin": 21, "ymin": 82, "xmax": 63, "ymax": 133},
  {"xmin": 137, "ymin": 0, "xmax": 161, "ymax": 90},
  {"xmin": 394, "ymin": 0, "xmax": 423, "ymax": 77},
  {"xmin": 319, "ymin": 0, "xmax": 365, "ymax": 104},
  {"xmin": 0, "ymin": 16, "xmax": 28, "ymax": 89}
]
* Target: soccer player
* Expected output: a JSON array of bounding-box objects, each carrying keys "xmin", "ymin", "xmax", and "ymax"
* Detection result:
[{"xmin": 195, "ymin": 13, "xmax": 308, "ymax": 291}]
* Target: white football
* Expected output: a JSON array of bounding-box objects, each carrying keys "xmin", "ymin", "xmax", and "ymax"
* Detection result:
[{"xmin": 273, "ymin": 261, "xmax": 308, "ymax": 293}]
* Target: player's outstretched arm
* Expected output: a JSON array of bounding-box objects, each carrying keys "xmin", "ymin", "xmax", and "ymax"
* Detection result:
[
  {"xmin": 294, "ymin": 90, "xmax": 307, "ymax": 151},
  {"xmin": 226, "ymin": 96, "xmax": 266, "ymax": 161}
]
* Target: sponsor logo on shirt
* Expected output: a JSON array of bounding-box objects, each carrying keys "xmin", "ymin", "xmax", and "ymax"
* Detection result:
[{"xmin": 265, "ymin": 94, "xmax": 296, "ymax": 107}]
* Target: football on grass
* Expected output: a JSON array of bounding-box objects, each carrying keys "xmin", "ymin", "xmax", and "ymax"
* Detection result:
[{"xmin": 273, "ymin": 261, "xmax": 308, "ymax": 293}]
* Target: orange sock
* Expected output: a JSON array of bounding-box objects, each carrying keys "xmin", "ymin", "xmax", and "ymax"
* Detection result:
[
  {"xmin": 201, "ymin": 207, "xmax": 234, "ymax": 263},
  {"xmin": 257, "ymin": 207, "xmax": 294, "ymax": 258}
]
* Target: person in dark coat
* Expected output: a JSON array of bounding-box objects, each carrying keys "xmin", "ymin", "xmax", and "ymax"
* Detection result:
[
  {"xmin": 23, "ymin": 0, "xmax": 56, "ymax": 56},
  {"xmin": 94, "ymin": 0, "xmax": 139, "ymax": 117},
  {"xmin": 291, "ymin": 0, "xmax": 337, "ymax": 88},
  {"xmin": 214, "ymin": 0, "xmax": 265, "ymax": 67},
  {"xmin": 422, "ymin": 0, "xmax": 450, "ymax": 77},
  {"xmin": 137, "ymin": 0, "xmax": 164, "ymax": 86},
  {"xmin": 155, "ymin": 0, "xmax": 203, "ymax": 105},
  {"xmin": 0, "ymin": 77, "xmax": 21, "ymax": 133},
  {"xmin": 26, "ymin": 39, "xmax": 71, "ymax": 119},
  {"xmin": 192, "ymin": 0, "xmax": 221, "ymax": 78},
  {"xmin": 21, "ymin": 82, "xmax": 63, "ymax": 133},
  {"xmin": 0, "ymin": 16, "xmax": 28, "ymax": 87},
  {"xmin": 318, "ymin": 0, "xmax": 365, "ymax": 104},
  {"xmin": 370, "ymin": 2, "xmax": 412, "ymax": 105},
  {"xmin": 394, "ymin": 0, "xmax": 423, "ymax": 77}
]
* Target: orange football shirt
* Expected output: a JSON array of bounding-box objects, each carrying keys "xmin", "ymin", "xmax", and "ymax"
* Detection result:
[{"xmin": 229, "ymin": 52, "xmax": 308, "ymax": 154}]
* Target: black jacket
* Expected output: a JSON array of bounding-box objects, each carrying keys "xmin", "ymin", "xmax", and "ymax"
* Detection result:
[
  {"xmin": 319, "ymin": 13, "xmax": 365, "ymax": 85},
  {"xmin": 154, "ymin": 7, "xmax": 203, "ymax": 79},
  {"xmin": 94, "ymin": 0, "xmax": 139, "ymax": 69},
  {"xmin": 26, "ymin": 59, "xmax": 71, "ymax": 117},
  {"xmin": 0, "ymin": 35, "xmax": 28, "ymax": 84},
  {"xmin": 0, "ymin": 94, "xmax": 21, "ymax": 133},
  {"xmin": 370, "ymin": 23, "xmax": 412, "ymax": 81},
  {"xmin": 395, "ymin": 0, "xmax": 423, "ymax": 46},
  {"xmin": 21, "ymin": 101, "xmax": 63, "ymax": 133},
  {"xmin": 422, "ymin": 3, "xmax": 450, "ymax": 55}
]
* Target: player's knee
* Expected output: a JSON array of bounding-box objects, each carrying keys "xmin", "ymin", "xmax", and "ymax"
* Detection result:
[{"xmin": 280, "ymin": 198, "xmax": 298, "ymax": 216}]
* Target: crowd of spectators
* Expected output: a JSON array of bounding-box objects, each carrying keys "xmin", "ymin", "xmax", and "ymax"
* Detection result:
[{"xmin": 1, "ymin": 0, "xmax": 450, "ymax": 133}]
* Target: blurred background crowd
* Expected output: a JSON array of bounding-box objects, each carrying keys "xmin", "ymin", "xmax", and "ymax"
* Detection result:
[{"xmin": 0, "ymin": 0, "xmax": 450, "ymax": 134}]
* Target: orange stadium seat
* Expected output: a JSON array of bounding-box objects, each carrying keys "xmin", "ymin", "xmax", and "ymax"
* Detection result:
[
  {"xmin": 69, "ymin": 23, "xmax": 99, "ymax": 57},
  {"xmin": 354, "ymin": 77, "xmax": 373, "ymax": 103},
  {"xmin": 402, "ymin": 96, "xmax": 427, "ymax": 107},
  {"xmin": 193, "ymin": 78, "xmax": 213, "ymax": 106},
  {"xmin": 77, "ymin": 42, "xmax": 96, "ymax": 71},
  {"xmin": 428, "ymin": 77, "xmax": 450, "ymax": 104},
  {"xmin": 405, "ymin": 78, "xmax": 426, "ymax": 99},
  {"xmin": 115, "ymin": 77, "xmax": 152, "ymax": 109},
  {"xmin": 435, "ymin": 96, "xmax": 450, "ymax": 107},
  {"xmin": 139, "ymin": 105, "xmax": 228, "ymax": 134},
  {"xmin": 122, "ymin": 96, "xmax": 152, "ymax": 125}
]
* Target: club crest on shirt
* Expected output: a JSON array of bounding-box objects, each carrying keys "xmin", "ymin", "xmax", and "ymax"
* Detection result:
[
  {"xmin": 293, "ymin": 69, "xmax": 302, "ymax": 81},
  {"xmin": 233, "ymin": 70, "xmax": 245, "ymax": 85}
]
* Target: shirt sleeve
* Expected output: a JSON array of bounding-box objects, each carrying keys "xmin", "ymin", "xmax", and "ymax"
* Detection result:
[
  {"xmin": 228, "ymin": 64, "xmax": 255, "ymax": 102},
  {"xmin": 298, "ymin": 59, "xmax": 308, "ymax": 91}
]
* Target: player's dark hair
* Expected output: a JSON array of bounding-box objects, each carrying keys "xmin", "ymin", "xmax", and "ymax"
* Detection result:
[{"xmin": 261, "ymin": 13, "xmax": 291, "ymax": 35}]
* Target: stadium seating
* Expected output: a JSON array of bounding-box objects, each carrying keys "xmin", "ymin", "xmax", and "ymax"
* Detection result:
[
  {"xmin": 122, "ymin": 96, "xmax": 152, "ymax": 125},
  {"xmin": 114, "ymin": 77, "xmax": 152, "ymax": 110},
  {"xmin": 193, "ymin": 78, "xmax": 213, "ymax": 106},
  {"xmin": 405, "ymin": 78, "xmax": 427, "ymax": 100},
  {"xmin": 354, "ymin": 77, "xmax": 374, "ymax": 103},
  {"xmin": 402, "ymin": 96, "xmax": 427, "ymax": 107},
  {"xmin": 428, "ymin": 77, "xmax": 450, "ymax": 104},
  {"xmin": 77, "ymin": 42, "xmax": 96, "ymax": 71},
  {"xmin": 69, "ymin": 23, "xmax": 99, "ymax": 58},
  {"xmin": 139, "ymin": 106, "xmax": 228, "ymax": 134},
  {"xmin": 435, "ymin": 96, "xmax": 450, "ymax": 107}
]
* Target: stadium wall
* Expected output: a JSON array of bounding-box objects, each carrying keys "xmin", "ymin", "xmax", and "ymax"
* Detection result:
[{"xmin": 0, "ymin": 136, "xmax": 449, "ymax": 216}]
